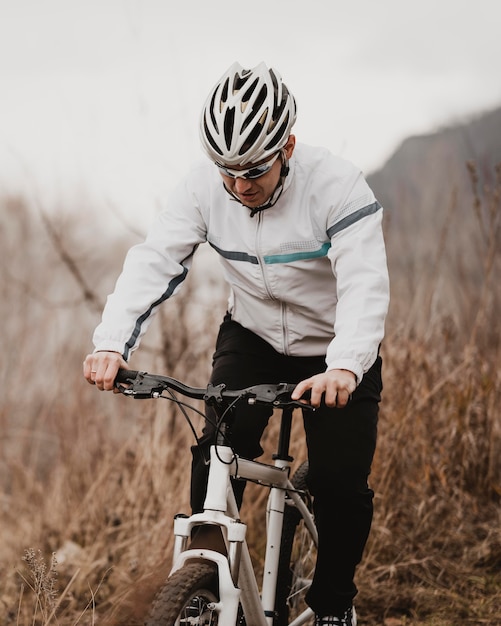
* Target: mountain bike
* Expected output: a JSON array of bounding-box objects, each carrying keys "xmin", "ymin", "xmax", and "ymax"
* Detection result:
[{"xmin": 115, "ymin": 368, "xmax": 318, "ymax": 626}]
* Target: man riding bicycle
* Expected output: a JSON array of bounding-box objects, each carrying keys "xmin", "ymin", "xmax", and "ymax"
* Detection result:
[{"xmin": 84, "ymin": 62, "xmax": 390, "ymax": 626}]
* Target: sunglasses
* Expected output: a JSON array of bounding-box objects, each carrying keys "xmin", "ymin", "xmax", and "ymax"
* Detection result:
[{"xmin": 215, "ymin": 151, "xmax": 280, "ymax": 180}]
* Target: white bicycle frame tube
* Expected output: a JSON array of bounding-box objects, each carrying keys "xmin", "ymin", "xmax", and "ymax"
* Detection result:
[{"xmin": 170, "ymin": 444, "xmax": 317, "ymax": 626}]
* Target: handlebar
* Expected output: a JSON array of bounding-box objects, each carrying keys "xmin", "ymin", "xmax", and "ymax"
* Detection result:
[{"xmin": 115, "ymin": 368, "xmax": 308, "ymax": 409}]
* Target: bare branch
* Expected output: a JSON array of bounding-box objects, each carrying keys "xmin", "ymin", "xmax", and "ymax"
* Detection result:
[{"xmin": 38, "ymin": 209, "xmax": 103, "ymax": 313}]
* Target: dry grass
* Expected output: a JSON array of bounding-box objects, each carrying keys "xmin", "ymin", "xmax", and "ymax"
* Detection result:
[{"xmin": 0, "ymin": 163, "xmax": 500, "ymax": 625}]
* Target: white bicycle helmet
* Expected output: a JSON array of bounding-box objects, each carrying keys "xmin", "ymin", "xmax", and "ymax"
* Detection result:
[{"xmin": 200, "ymin": 62, "xmax": 297, "ymax": 167}]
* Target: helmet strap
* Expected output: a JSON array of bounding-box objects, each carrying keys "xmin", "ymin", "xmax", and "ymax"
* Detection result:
[
  {"xmin": 248, "ymin": 183, "xmax": 285, "ymax": 217},
  {"xmin": 280, "ymin": 159, "xmax": 290, "ymax": 178}
]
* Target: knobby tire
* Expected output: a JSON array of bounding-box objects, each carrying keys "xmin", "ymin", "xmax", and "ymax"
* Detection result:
[{"xmin": 145, "ymin": 561, "xmax": 219, "ymax": 625}]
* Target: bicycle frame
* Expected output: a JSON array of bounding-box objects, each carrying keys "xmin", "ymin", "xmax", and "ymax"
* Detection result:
[
  {"xmin": 114, "ymin": 371, "xmax": 318, "ymax": 625},
  {"xmin": 169, "ymin": 436, "xmax": 317, "ymax": 626}
]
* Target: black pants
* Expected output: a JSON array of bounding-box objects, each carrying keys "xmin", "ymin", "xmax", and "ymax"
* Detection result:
[{"xmin": 190, "ymin": 316, "xmax": 382, "ymax": 615}]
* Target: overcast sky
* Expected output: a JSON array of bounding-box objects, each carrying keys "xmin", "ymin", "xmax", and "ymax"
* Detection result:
[{"xmin": 1, "ymin": 0, "xmax": 500, "ymax": 223}]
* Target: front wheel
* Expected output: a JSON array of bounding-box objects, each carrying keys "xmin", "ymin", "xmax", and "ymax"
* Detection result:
[
  {"xmin": 274, "ymin": 460, "xmax": 316, "ymax": 626},
  {"xmin": 145, "ymin": 562, "xmax": 219, "ymax": 625}
]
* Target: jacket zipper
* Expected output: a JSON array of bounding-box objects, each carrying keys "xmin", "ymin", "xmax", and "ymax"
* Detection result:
[
  {"xmin": 255, "ymin": 212, "xmax": 289, "ymax": 354},
  {"xmin": 255, "ymin": 212, "xmax": 274, "ymax": 299}
]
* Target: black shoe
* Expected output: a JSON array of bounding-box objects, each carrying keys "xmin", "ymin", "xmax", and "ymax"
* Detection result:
[{"xmin": 315, "ymin": 606, "xmax": 357, "ymax": 626}]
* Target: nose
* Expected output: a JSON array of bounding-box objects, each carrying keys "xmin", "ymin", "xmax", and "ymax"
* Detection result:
[{"xmin": 233, "ymin": 176, "xmax": 254, "ymax": 192}]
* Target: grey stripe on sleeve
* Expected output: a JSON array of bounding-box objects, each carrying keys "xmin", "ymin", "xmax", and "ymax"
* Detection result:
[
  {"xmin": 122, "ymin": 266, "xmax": 189, "ymax": 360},
  {"xmin": 327, "ymin": 201, "xmax": 382, "ymax": 238}
]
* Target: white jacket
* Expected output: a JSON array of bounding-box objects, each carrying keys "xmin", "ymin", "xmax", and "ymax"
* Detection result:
[{"xmin": 93, "ymin": 142, "xmax": 390, "ymax": 383}]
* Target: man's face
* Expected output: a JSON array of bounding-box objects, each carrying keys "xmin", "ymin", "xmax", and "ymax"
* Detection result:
[{"xmin": 218, "ymin": 135, "xmax": 296, "ymax": 209}]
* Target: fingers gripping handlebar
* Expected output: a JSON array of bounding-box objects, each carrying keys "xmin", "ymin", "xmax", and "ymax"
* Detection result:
[{"xmin": 115, "ymin": 368, "xmax": 310, "ymax": 409}]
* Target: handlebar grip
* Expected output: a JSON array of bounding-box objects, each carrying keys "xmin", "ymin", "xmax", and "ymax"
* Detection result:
[{"xmin": 115, "ymin": 368, "xmax": 141, "ymax": 384}]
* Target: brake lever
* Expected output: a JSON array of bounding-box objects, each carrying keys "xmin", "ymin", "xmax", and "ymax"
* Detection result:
[
  {"xmin": 284, "ymin": 399, "xmax": 316, "ymax": 411},
  {"xmin": 246, "ymin": 398, "xmax": 315, "ymax": 411},
  {"xmin": 244, "ymin": 383, "xmax": 316, "ymax": 411},
  {"xmin": 116, "ymin": 372, "xmax": 166, "ymax": 399}
]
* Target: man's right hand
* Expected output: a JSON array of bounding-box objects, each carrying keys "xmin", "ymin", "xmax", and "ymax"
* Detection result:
[{"xmin": 83, "ymin": 351, "xmax": 129, "ymax": 391}]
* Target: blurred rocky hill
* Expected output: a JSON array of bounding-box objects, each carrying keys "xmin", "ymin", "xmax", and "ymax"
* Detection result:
[
  {"xmin": 368, "ymin": 105, "xmax": 501, "ymax": 252},
  {"xmin": 366, "ymin": 105, "xmax": 501, "ymax": 330},
  {"xmin": 368, "ymin": 105, "xmax": 501, "ymax": 209}
]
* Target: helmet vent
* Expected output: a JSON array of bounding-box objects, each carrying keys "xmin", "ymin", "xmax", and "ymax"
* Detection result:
[
  {"xmin": 239, "ymin": 112, "xmax": 266, "ymax": 156},
  {"xmin": 224, "ymin": 108, "xmax": 236, "ymax": 151},
  {"xmin": 265, "ymin": 112, "xmax": 290, "ymax": 151},
  {"xmin": 209, "ymin": 91, "xmax": 219, "ymax": 131},
  {"xmin": 272, "ymin": 85, "xmax": 289, "ymax": 124},
  {"xmin": 240, "ymin": 77, "xmax": 259, "ymax": 113},
  {"xmin": 232, "ymin": 71, "xmax": 252, "ymax": 95},
  {"xmin": 203, "ymin": 115, "xmax": 223, "ymax": 156},
  {"xmin": 241, "ymin": 84, "xmax": 267, "ymax": 132},
  {"xmin": 221, "ymin": 78, "xmax": 229, "ymax": 106}
]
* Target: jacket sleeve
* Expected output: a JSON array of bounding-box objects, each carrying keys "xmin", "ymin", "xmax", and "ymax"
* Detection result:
[
  {"xmin": 92, "ymin": 177, "xmax": 207, "ymax": 360},
  {"xmin": 325, "ymin": 174, "xmax": 390, "ymax": 383}
]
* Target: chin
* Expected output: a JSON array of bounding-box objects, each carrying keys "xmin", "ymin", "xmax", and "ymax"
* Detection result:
[{"xmin": 239, "ymin": 198, "xmax": 260, "ymax": 208}]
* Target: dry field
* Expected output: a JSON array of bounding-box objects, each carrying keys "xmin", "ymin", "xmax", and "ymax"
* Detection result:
[{"xmin": 0, "ymin": 164, "xmax": 500, "ymax": 625}]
